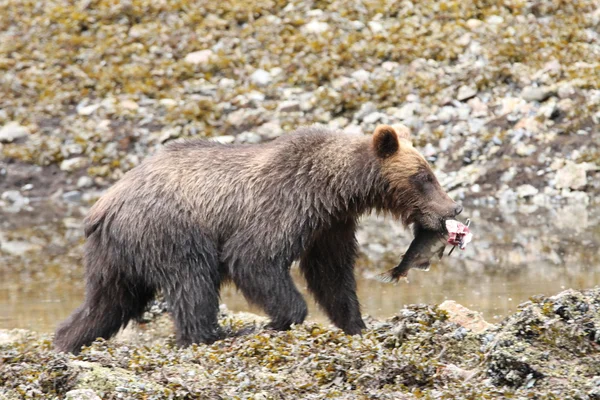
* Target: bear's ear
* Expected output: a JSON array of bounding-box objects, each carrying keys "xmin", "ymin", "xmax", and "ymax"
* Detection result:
[{"xmin": 373, "ymin": 125, "xmax": 399, "ymax": 158}]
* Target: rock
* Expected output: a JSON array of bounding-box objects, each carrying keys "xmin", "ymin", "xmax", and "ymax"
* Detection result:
[
  {"xmin": 302, "ymin": 20, "xmax": 329, "ymax": 34},
  {"xmin": 362, "ymin": 112, "xmax": 386, "ymax": 124},
  {"xmin": 184, "ymin": 50, "xmax": 214, "ymax": 64},
  {"xmin": 521, "ymin": 86, "xmax": 554, "ymax": 102},
  {"xmin": 486, "ymin": 15, "xmax": 504, "ymax": 25},
  {"xmin": 60, "ymin": 157, "xmax": 88, "ymax": 172},
  {"xmin": 351, "ymin": 69, "xmax": 371, "ymax": 82},
  {"xmin": 0, "ymin": 239, "xmax": 40, "ymax": 256},
  {"xmin": 62, "ymin": 190, "xmax": 83, "ymax": 203},
  {"xmin": 368, "ymin": 21, "xmax": 384, "ymax": 33},
  {"xmin": 438, "ymin": 301, "xmax": 493, "ymax": 333},
  {"xmin": 77, "ymin": 176, "xmax": 94, "ymax": 188},
  {"xmin": 1, "ymin": 190, "xmax": 29, "ymax": 213},
  {"xmin": 159, "ymin": 98, "xmax": 177, "ymax": 108},
  {"xmin": 237, "ymin": 131, "xmax": 262, "ymax": 144},
  {"xmin": 343, "ymin": 124, "xmax": 363, "ymax": 135},
  {"xmin": 466, "ymin": 19, "xmax": 483, "ymax": 29},
  {"xmin": 393, "ymin": 103, "xmax": 421, "ymax": 120},
  {"xmin": 0, "ymin": 122, "xmax": 29, "ymax": 143},
  {"xmin": 77, "ymin": 103, "xmax": 101, "ymax": 116},
  {"xmin": 250, "ymin": 69, "xmax": 272, "ymax": 86},
  {"xmin": 255, "ymin": 121, "xmax": 283, "ymax": 139},
  {"xmin": 437, "ymin": 106, "xmax": 456, "ymax": 123},
  {"xmin": 457, "ymin": 85, "xmax": 477, "ymax": 101},
  {"xmin": 277, "ymin": 101, "xmax": 301, "ymax": 113},
  {"xmin": 467, "ymin": 97, "xmax": 488, "ymax": 117},
  {"xmin": 354, "ymin": 102, "xmax": 377, "ymax": 121},
  {"xmin": 517, "ymin": 184, "xmax": 539, "ymax": 198},
  {"xmin": 557, "ymin": 83, "xmax": 576, "ymax": 99},
  {"xmin": 515, "ymin": 142, "xmax": 536, "ymax": 157},
  {"xmin": 65, "ymin": 389, "xmax": 101, "ymax": 400},
  {"xmin": 210, "ymin": 135, "xmax": 235, "ymax": 144},
  {"xmin": 555, "ymin": 161, "xmax": 587, "ymax": 190},
  {"xmin": 119, "ymin": 100, "xmax": 139, "ymax": 110}
]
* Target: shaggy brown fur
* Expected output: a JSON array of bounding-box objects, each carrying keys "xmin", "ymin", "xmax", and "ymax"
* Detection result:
[{"xmin": 54, "ymin": 124, "xmax": 461, "ymax": 354}]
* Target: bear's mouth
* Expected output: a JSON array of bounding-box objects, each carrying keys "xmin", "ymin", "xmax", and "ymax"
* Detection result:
[{"xmin": 412, "ymin": 210, "xmax": 448, "ymax": 233}]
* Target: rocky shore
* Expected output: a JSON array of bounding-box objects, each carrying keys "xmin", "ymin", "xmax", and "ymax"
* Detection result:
[
  {"xmin": 1, "ymin": 1, "xmax": 600, "ymax": 399},
  {"xmin": 1, "ymin": 288, "xmax": 599, "ymax": 399}
]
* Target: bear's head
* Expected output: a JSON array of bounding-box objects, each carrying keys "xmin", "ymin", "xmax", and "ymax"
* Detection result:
[{"xmin": 372, "ymin": 124, "xmax": 462, "ymax": 231}]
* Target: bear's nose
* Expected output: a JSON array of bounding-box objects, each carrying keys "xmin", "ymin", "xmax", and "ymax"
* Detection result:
[{"xmin": 453, "ymin": 204, "xmax": 463, "ymax": 216}]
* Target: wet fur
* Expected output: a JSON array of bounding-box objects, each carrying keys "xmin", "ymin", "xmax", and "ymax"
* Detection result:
[{"xmin": 54, "ymin": 125, "xmax": 452, "ymax": 354}]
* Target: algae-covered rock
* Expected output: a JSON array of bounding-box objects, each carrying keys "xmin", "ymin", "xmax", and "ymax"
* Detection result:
[{"xmin": 1, "ymin": 288, "xmax": 599, "ymax": 398}]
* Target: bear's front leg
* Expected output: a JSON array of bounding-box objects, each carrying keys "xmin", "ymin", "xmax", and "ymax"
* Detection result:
[
  {"xmin": 299, "ymin": 218, "xmax": 366, "ymax": 335},
  {"xmin": 228, "ymin": 254, "xmax": 308, "ymax": 331}
]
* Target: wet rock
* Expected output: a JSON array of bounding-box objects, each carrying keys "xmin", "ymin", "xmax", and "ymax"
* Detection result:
[
  {"xmin": 65, "ymin": 389, "xmax": 101, "ymax": 400},
  {"xmin": 555, "ymin": 161, "xmax": 587, "ymax": 190},
  {"xmin": 517, "ymin": 184, "xmax": 539, "ymax": 198},
  {"xmin": 1, "ymin": 190, "xmax": 29, "ymax": 213},
  {"xmin": 457, "ymin": 85, "xmax": 477, "ymax": 101},
  {"xmin": 60, "ymin": 157, "xmax": 88, "ymax": 172},
  {"xmin": 250, "ymin": 69, "xmax": 272, "ymax": 86},
  {"xmin": 439, "ymin": 300, "xmax": 493, "ymax": 333},
  {"xmin": 62, "ymin": 190, "xmax": 82, "ymax": 203},
  {"xmin": 0, "ymin": 122, "xmax": 29, "ymax": 143},
  {"xmin": 521, "ymin": 86, "xmax": 555, "ymax": 102},
  {"xmin": 0, "ymin": 238, "xmax": 41, "ymax": 256},
  {"xmin": 184, "ymin": 49, "xmax": 214, "ymax": 64}
]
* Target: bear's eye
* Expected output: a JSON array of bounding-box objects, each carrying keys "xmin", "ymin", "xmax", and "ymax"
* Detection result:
[{"xmin": 425, "ymin": 173, "xmax": 434, "ymax": 183}]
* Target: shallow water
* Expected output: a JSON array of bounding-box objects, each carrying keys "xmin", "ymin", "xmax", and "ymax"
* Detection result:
[{"xmin": 1, "ymin": 202, "xmax": 599, "ymax": 332}]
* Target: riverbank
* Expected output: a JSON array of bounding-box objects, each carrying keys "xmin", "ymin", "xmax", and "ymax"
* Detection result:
[{"xmin": 1, "ymin": 287, "xmax": 599, "ymax": 399}]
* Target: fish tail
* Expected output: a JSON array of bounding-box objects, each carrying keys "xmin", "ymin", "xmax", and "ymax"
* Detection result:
[{"xmin": 376, "ymin": 269, "xmax": 409, "ymax": 284}]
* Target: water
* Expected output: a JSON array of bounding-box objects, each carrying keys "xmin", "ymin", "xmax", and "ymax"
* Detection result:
[{"xmin": 1, "ymin": 201, "xmax": 599, "ymax": 332}]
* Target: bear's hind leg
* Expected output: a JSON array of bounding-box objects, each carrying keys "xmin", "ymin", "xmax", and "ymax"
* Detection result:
[
  {"xmin": 299, "ymin": 219, "xmax": 366, "ymax": 335},
  {"xmin": 54, "ymin": 274, "xmax": 154, "ymax": 354},
  {"xmin": 229, "ymin": 257, "xmax": 308, "ymax": 331}
]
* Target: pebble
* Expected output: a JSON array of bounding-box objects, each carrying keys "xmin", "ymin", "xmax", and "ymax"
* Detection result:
[
  {"xmin": 1, "ymin": 190, "xmax": 29, "ymax": 213},
  {"xmin": 237, "ymin": 131, "xmax": 262, "ymax": 144},
  {"xmin": 60, "ymin": 157, "xmax": 88, "ymax": 172},
  {"xmin": 65, "ymin": 389, "xmax": 102, "ymax": 400},
  {"xmin": 250, "ymin": 69, "xmax": 272, "ymax": 86},
  {"xmin": 302, "ymin": 20, "xmax": 329, "ymax": 34},
  {"xmin": 277, "ymin": 101, "xmax": 301, "ymax": 113},
  {"xmin": 555, "ymin": 162, "xmax": 588, "ymax": 190},
  {"xmin": 77, "ymin": 176, "xmax": 94, "ymax": 188},
  {"xmin": 77, "ymin": 103, "xmax": 101, "ymax": 116},
  {"xmin": 515, "ymin": 142, "xmax": 537, "ymax": 157},
  {"xmin": 521, "ymin": 86, "xmax": 554, "ymax": 102},
  {"xmin": 0, "ymin": 122, "xmax": 29, "ymax": 143},
  {"xmin": 184, "ymin": 49, "xmax": 214, "ymax": 64},
  {"xmin": 62, "ymin": 190, "xmax": 83, "ymax": 203},
  {"xmin": 457, "ymin": 85, "xmax": 477, "ymax": 101},
  {"xmin": 517, "ymin": 184, "xmax": 539, "ymax": 198}
]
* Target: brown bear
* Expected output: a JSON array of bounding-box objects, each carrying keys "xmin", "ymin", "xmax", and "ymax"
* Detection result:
[{"xmin": 54, "ymin": 124, "xmax": 462, "ymax": 354}]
